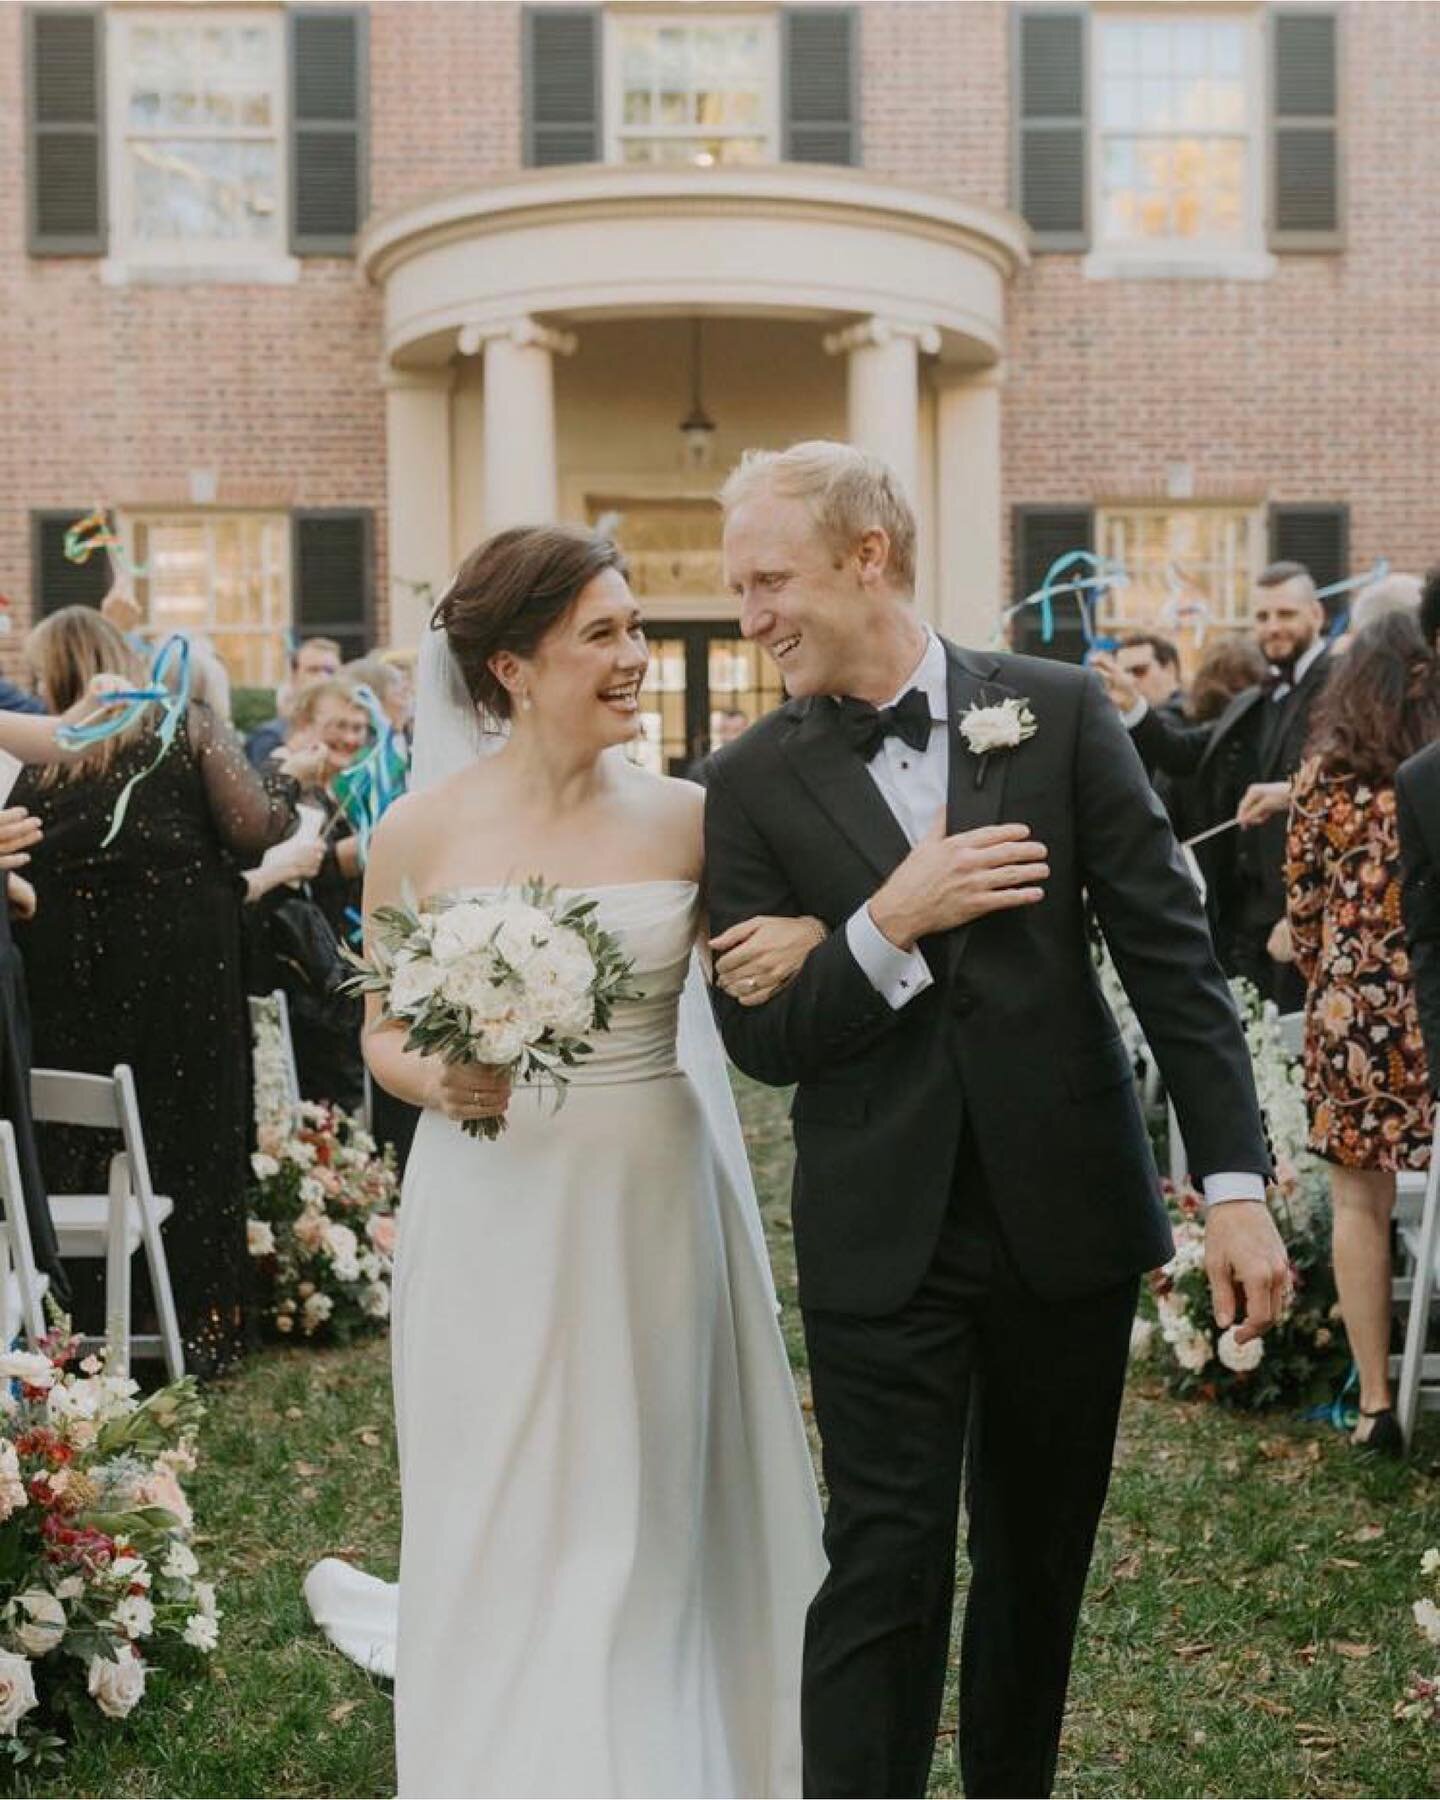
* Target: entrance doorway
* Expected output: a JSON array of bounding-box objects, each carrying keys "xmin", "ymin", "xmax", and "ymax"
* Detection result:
[{"xmin": 637, "ymin": 624, "xmax": 785, "ymax": 776}]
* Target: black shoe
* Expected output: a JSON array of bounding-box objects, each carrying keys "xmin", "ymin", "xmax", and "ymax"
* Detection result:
[{"xmin": 1353, "ymin": 1407, "xmax": 1405, "ymax": 1459}]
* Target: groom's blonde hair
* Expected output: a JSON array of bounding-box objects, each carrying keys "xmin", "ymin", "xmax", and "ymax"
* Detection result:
[{"xmin": 719, "ymin": 441, "xmax": 917, "ymax": 591}]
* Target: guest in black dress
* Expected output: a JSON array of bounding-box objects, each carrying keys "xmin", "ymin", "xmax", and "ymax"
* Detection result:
[{"xmin": 14, "ymin": 608, "xmax": 299, "ymax": 1378}]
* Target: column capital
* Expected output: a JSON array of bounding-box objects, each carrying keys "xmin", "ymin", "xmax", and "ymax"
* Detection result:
[
  {"xmin": 822, "ymin": 316, "xmax": 941, "ymax": 358},
  {"xmin": 457, "ymin": 316, "xmax": 578, "ymax": 359}
]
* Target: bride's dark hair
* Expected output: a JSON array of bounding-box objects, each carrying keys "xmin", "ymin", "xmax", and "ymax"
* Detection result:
[{"xmin": 433, "ymin": 525, "xmax": 629, "ymax": 720}]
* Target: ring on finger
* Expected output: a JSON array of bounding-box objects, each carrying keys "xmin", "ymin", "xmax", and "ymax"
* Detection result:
[{"xmin": 743, "ymin": 976, "xmax": 757, "ymax": 993}]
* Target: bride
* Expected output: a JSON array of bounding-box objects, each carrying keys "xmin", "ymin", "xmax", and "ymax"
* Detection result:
[{"xmin": 338, "ymin": 525, "xmax": 827, "ymax": 1798}]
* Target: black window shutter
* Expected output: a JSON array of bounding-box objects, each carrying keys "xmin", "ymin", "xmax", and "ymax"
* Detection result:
[
  {"xmin": 1014, "ymin": 9, "xmax": 1087, "ymax": 250},
  {"xmin": 293, "ymin": 511, "xmax": 374, "ymax": 662},
  {"xmin": 1268, "ymin": 504, "xmax": 1349, "ymax": 619},
  {"xmin": 523, "ymin": 7, "xmax": 601, "ymax": 167},
  {"xmin": 32, "ymin": 511, "xmax": 112, "ymax": 616},
  {"xmin": 783, "ymin": 8, "xmax": 858, "ymax": 166},
  {"xmin": 1270, "ymin": 9, "xmax": 1340, "ymax": 248},
  {"xmin": 290, "ymin": 8, "xmax": 368, "ymax": 254},
  {"xmin": 26, "ymin": 7, "xmax": 105, "ymax": 255},
  {"xmin": 1011, "ymin": 507, "xmax": 1094, "ymax": 663}
]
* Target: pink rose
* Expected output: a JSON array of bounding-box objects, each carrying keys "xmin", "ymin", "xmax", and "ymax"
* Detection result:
[
  {"xmin": 138, "ymin": 1465, "xmax": 192, "ymax": 1532},
  {"xmin": 366, "ymin": 1215, "xmax": 397, "ymax": 1257}
]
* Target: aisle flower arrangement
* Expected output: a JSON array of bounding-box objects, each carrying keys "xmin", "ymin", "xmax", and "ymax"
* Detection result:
[
  {"xmin": 247, "ymin": 1102, "xmax": 399, "ymax": 1345},
  {"xmin": 0, "ymin": 1329, "xmax": 215, "ymax": 1769},
  {"xmin": 1100, "ymin": 954, "xmax": 1347, "ymax": 1408},
  {"xmin": 1398, "ymin": 1548, "xmax": 1440, "ymax": 1729}
]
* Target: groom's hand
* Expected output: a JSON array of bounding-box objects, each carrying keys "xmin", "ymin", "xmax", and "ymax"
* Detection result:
[
  {"xmin": 869, "ymin": 817, "xmax": 1049, "ymax": 951},
  {"xmin": 1204, "ymin": 1199, "xmax": 1292, "ymax": 1345}
]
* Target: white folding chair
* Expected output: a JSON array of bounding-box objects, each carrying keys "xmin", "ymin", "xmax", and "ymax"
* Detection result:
[
  {"xmin": 30, "ymin": 1064, "xmax": 184, "ymax": 1380},
  {"xmin": 1393, "ymin": 1108, "xmax": 1440, "ymax": 1446},
  {"xmin": 0, "ymin": 1121, "xmax": 49, "ymax": 1345}
]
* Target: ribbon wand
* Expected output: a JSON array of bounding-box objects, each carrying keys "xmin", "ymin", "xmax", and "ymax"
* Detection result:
[{"xmin": 1181, "ymin": 816, "xmax": 1242, "ymax": 849}]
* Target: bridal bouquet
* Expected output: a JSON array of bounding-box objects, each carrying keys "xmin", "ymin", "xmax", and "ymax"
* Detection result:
[
  {"xmin": 0, "ymin": 1327, "xmax": 214, "ymax": 1770},
  {"xmin": 343, "ymin": 881, "xmax": 639, "ymax": 1140}
]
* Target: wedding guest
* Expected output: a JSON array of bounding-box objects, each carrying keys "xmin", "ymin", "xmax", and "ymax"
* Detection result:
[
  {"xmin": 1399, "ymin": 567, "xmax": 1440, "ymax": 1082},
  {"xmin": 245, "ymin": 635, "xmax": 343, "ymax": 768},
  {"xmin": 344, "ymin": 655, "xmax": 415, "ymax": 738},
  {"xmin": 1340, "ymin": 572, "xmax": 1422, "ymax": 645},
  {"xmin": 1116, "ymin": 632, "xmax": 1185, "ymax": 818},
  {"xmin": 1286, "ymin": 611, "xmax": 1440, "ymax": 1455},
  {"xmin": 1186, "ymin": 635, "xmax": 1270, "ymax": 726},
  {"xmin": 282, "ymin": 678, "xmax": 370, "ymax": 937},
  {"xmin": 14, "ymin": 607, "xmax": 302, "ymax": 1378},
  {"xmin": 1096, "ymin": 563, "xmax": 1335, "ymax": 1006}
]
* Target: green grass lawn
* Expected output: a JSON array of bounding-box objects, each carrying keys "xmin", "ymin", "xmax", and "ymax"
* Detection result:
[{"xmin": 48, "ymin": 1077, "xmax": 1440, "ymax": 1799}]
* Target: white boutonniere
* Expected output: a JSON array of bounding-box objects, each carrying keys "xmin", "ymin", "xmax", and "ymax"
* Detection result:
[{"xmin": 959, "ymin": 696, "xmax": 1037, "ymax": 787}]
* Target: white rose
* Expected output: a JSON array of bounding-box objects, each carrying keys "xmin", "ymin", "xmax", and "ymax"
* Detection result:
[
  {"xmin": 11, "ymin": 1589, "xmax": 66, "ymax": 1657},
  {"xmin": 113, "ymin": 1594, "xmax": 155, "ymax": 1640},
  {"xmin": 361, "ymin": 1281, "xmax": 391, "ymax": 1320},
  {"xmin": 0, "ymin": 1352, "xmax": 54, "ymax": 1391},
  {"xmin": 430, "ymin": 902, "xmax": 506, "ymax": 963},
  {"xmin": 87, "ymin": 1647, "xmax": 146, "ymax": 1720},
  {"xmin": 1173, "ymin": 1329, "xmax": 1212, "ymax": 1374},
  {"xmin": 299, "ymin": 1176, "xmax": 326, "ymax": 1207},
  {"xmin": 389, "ymin": 951, "xmax": 442, "ymax": 1016},
  {"xmin": 1217, "ymin": 1326, "xmax": 1265, "ymax": 1373},
  {"xmin": 302, "ymin": 1292, "xmax": 334, "ymax": 1332},
  {"xmin": 162, "ymin": 1541, "xmax": 200, "ymax": 1581},
  {"xmin": 0, "ymin": 1650, "xmax": 38, "ymax": 1735},
  {"xmin": 246, "ymin": 1219, "xmax": 276, "ymax": 1258},
  {"xmin": 474, "ymin": 1018, "xmax": 527, "ymax": 1066},
  {"xmin": 1415, "ymin": 1596, "xmax": 1440, "ymax": 1646},
  {"xmin": 0, "ymin": 1442, "xmax": 25, "ymax": 1522},
  {"xmin": 284, "ymin": 1139, "xmax": 317, "ymax": 1169},
  {"xmin": 191, "ymin": 1580, "xmax": 218, "ymax": 1619},
  {"xmin": 438, "ymin": 954, "xmax": 511, "ymax": 1021},
  {"xmin": 959, "ymin": 698, "xmax": 1037, "ymax": 756},
  {"xmin": 182, "ymin": 1613, "xmax": 219, "ymax": 1653},
  {"xmin": 250, "ymin": 1151, "xmax": 280, "ymax": 1181},
  {"xmin": 323, "ymin": 1223, "xmax": 361, "ymax": 1281}
]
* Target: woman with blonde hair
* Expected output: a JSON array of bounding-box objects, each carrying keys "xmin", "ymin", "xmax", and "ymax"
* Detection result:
[{"xmin": 14, "ymin": 607, "xmax": 305, "ymax": 1376}]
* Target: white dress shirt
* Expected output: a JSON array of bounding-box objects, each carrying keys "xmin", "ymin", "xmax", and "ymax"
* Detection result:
[{"xmin": 844, "ymin": 632, "xmax": 1263, "ymax": 1207}]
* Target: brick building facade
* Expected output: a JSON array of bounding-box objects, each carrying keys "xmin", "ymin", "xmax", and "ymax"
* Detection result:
[{"xmin": 3, "ymin": 0, "xmax": 1434, "ymax": 766}]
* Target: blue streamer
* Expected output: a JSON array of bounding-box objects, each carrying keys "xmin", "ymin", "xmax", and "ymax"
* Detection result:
[
  {"xmin": 1301, "ymin": 1361, "xmax": 1358, "ymax": 1432},
  {"xmin": 1318, "ymin": 558, "xmax": 1389, "ymax": 641},
  {"xmin": 55, "ymin": 635, "xmax": 192, "ymax": 847}
]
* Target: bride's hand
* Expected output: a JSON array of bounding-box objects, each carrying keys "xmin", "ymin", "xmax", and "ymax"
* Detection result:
[
  {"xmin": 429, "ymin": 1060, "xmax": 513, "ymax": 1123},
  {"xmin": 710, "ymin": 915, "xmax": 828, "ymax": 1008}
]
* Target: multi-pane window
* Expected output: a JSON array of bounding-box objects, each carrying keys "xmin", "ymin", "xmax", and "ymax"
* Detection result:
[
  {"xmin": 608, "ymin": 14, "xmax": 777, "ymax": 166},
  {"xmin": 1095, "ymin": 16, "xmax": 1257, "ymax": 250},
  {"xmin": 128, "ymin": 514, "xmax": 291, "ymax": 688},
  {"xmin": 111, "ymin": 12, "xmax": 285, "ymax": 255},
  {"xmin": 1098, "ymin": 507, "xmax": 1262, "ymax": 648}
]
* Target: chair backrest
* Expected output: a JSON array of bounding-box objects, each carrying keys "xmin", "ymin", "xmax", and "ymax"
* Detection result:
[
  {"xmin": 0, "ymin": 1119, "xmax": 48, "ymax": 1344},
  {"xmin": 31, "ymin": 1067, "xmax": 122, "ymax": 1131}
]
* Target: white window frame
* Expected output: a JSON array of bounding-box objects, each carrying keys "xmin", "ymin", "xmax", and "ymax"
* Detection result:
[
  {"xmin": 122, "ymin": 509, "xmax": 293, "ymax": 688},
  {"xmin": 1084, "ymin": 8, "xmax": 1275, "ymax": 282},
  {"xmin": 103, "ymin": 7, "xmax": 299, "ymax": 287},
  {"xmin": 1098, "ymin": 503, "xmax": 1265, "ymax": 633},
  {"xmin": 603, "ymin": 9, "xmax": 781, "ymax": 168}
]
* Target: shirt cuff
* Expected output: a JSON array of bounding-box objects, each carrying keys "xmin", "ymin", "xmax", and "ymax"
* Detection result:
[
  {"xmin": 1121, "ymin": 697, "xmax": 1149, "ymax": 730},
  {"xmin": 845, "ymin": 904, "xmax": 933, "ymax": 1011},
  {"xmin": 1202, "ymin": 1172, "xmax": 1268, "ymax": 1206}
]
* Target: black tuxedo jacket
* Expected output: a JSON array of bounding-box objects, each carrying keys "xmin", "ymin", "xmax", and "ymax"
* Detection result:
[
  {"xmin": 1397, "ymin": 741, "xmax": 1440, "ymax": 1090},
  {"xmin": 704, "ymin": 641, "xmax": 1270, "ymax": 1317},
  {"xmin": 1132, "ymin": 646, "xmax": 1334, "ymax": 923}
]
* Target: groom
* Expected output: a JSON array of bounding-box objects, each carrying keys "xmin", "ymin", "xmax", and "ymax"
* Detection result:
[{"xmin": 703, "ymin": 442, "xmax": 1286, "ymax": 1798}]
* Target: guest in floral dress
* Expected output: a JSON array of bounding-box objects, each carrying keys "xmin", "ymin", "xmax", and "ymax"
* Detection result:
[{"xmin": 1286, "ymin": 610, "xmax": 1440, "ymax": 1454}]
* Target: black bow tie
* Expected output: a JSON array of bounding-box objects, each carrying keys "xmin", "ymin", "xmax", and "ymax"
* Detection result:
[{"xmin": 835, "ymin": 687, "xmax": 934, "ymax": 761}]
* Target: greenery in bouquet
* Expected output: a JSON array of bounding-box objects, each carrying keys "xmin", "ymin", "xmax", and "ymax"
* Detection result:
[
  {"xmin": 248, "ymin": 1102, "xmax": 399, "ymax": 1345},
  {"xmin": 342, "ymin": 879, "xmax": 640, "ymax": 1140},
  {"xmin": 0, "ymin": 1327, "xmax": 215, "ymax": 1770}
]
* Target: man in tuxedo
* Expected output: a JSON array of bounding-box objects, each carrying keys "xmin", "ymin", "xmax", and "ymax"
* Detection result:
[
  {"xmin": 1095, "ymin": 563, "xmax": 1334, "ymax": 1009},
  {"xmin": 1397, "ymin": 569, "xmax": 1440, "ymax": 1080},
  {"xmin": 703, "ymin": 442, "xmax": 1285, "ymax": 1798},
  {"xmin": 1115, "ymin": 631, "xmax": 1186, "ymax": 821}
]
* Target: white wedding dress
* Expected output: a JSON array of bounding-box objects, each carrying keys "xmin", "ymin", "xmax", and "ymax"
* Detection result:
[{"xmin": 310, "ymin": 877, "xmax": 825, "ymax": 1798}]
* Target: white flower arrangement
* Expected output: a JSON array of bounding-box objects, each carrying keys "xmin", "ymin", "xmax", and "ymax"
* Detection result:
[
  {"xmin": 343, "ymin": 880, "xmax": 640, "ymax": 1141},
  {"xmin": 1398, "ymin": 1551, "xmax": 1440, "ymax": 1730}
]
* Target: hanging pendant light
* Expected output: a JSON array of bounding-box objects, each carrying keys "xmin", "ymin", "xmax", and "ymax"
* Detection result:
[{"xmin": 678, "ymin": 318, "xmax": 717, "ymax": 469}]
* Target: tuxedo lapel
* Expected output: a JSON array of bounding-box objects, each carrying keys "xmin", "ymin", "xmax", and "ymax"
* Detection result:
[
  {"xmin": 780, "ymin": 698, "xmax": 913, "ymax": 881},
  {"xmin": 945, "ymin": 643, "xmax": 1016, "ymax": 838}
]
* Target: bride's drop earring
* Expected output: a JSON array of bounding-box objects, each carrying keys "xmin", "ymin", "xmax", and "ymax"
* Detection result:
[{"xmin": 518, "ymin": 688, "xmax": 533, "ymax": 713}]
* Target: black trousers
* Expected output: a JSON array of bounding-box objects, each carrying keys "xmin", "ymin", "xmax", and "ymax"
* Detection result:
[{"xmin": 800, "ymin": 1159, "xmax": 1138, "ymax": 1799}]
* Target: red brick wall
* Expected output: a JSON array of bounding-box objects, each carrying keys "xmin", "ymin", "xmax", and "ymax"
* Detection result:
[{"xmin": 4, "ymin": 0, "xmax": 1437, "ymax": 673}]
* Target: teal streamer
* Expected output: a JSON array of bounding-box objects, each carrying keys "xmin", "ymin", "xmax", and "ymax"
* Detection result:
[{"xmin": 54, "ymin": 636, "xmax": 192, "ymax": 848}]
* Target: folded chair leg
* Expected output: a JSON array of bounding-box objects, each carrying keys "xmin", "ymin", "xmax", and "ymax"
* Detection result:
[
  {"xmin": 105, "ymin": 1155, "xmax": 131, "ymax": 1379},
  {"xmin": 1397, "ymin": 1114, "xmax": 1440, "ymax": 1447}
]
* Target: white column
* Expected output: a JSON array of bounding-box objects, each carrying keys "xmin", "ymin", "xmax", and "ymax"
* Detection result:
[
  {"xmin": 382, "ymin": 366, "xmax": 455, "ymax": 647},
  {"xmin": 822, "ymin": 316, "xmax": 939, "ymax": 511},
  {"xmin": 933, "ymin": 364, "xmax": 1004, "ymax": 648},
  {"xmin": 458, "ymin": 317, "xmax": 577, "ymax": 531}
]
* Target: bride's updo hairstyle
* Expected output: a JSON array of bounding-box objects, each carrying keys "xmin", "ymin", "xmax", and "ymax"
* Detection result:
[{"xmin": 432, "ymin": 525, "xmax": 628, "ymax": 721}]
